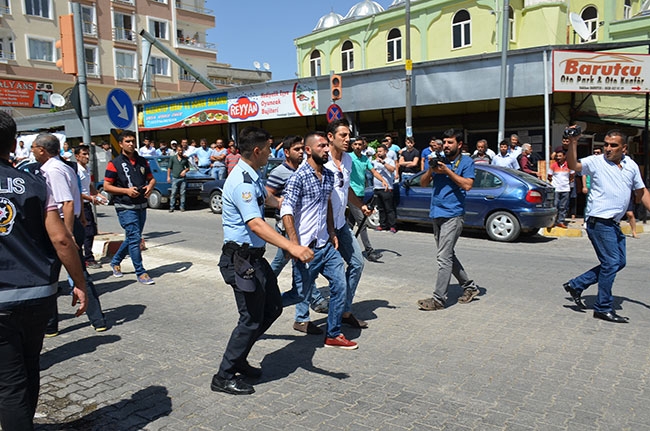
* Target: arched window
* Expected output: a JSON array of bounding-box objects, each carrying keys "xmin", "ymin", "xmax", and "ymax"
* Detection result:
[
  {"xmin": 580, "ymin": 6, "xmax": 598, "ymax": 42},
  {"xmin": 452, "ymin": 10, "xmax": 471, "ymax": 49},
  {"xmin": 624, "ymin": 0, "xmax": 631, "ymax": 20},
  {"xmin": 341, "ymin": 40, "xmax": 354, "ymax": 71},
  {"xmin": 309, "ymin": 50, "xmax": 321, "ymax": 77},
  {"xmin": 387, "ymin": 28, "xmax": 402, "ymax": 62},
  {"xmin": 508, "ymin": 6, "xmax": 515, "ymax": 42}
]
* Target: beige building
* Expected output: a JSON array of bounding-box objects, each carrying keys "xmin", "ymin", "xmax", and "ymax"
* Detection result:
[{"xmin": 0, "ymin": 0, "xmax": 270, "ymax": 117}]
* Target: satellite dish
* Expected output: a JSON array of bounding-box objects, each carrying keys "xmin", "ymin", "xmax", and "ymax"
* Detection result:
[
  {"xmin": 569, "ymin": 12, "xmax": 591, "ymax": 40},
  {"xmin": 253, "ymin": 61, "xmax": 261, "ymax": 70},
  {"xmin": 49, "ymin": 93, "xmax": 66, "ymax": 107},
  {"xmin": 263, "ymin": 62, "xmax": 271, "ymax": 71}
]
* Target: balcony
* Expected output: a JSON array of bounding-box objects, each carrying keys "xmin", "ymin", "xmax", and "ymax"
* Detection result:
[
  {"xmin": 0, "ymin": 5, "xmax": 10, "ymax": 15},
  {"xmin": 175, "ymin": 0, "xmax": 212, "ymax": 15},
  {"xmin": 82, "ymin": 21, "xmax": 98, "ymax": 38},
  {"xmin": 113, "ymin": 28, "xmax": 136, "ymax": 44},
  {"xmin": 86, "ymin": 62, "xmax": 99, "ymax": 77},
  {"xmin": 112, "ymin": 0, "xmax": 135, "ymax": 6},
  {"xmin": 0, "ymin": 50, "xmax": 15, "ymax": 62},
  {"xmin": 176, "ymin": 36, "xmax": 216, "ymax": 51}
]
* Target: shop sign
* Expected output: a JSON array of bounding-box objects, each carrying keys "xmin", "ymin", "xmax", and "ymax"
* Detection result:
[
  {"xmin": 0, "ymin": 79, "xmax": 54, "ymax": 108},
  {"xmin": 227, "ymin": 81, "xmax": 318, "ymax": 123},
  {"xmin": 140, "ymin": 93, "xmax": 228, "ymax": 129}
]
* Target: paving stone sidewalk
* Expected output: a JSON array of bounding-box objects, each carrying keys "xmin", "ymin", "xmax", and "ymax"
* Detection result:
[{"xmin": 32, "ymin": 228, "xmax": 650, "ymax": 431}]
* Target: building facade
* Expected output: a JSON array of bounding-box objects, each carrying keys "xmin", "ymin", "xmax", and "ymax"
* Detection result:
[{"xmin": 0, "ymin": 0, "xmax": 270, "ymax": 117}]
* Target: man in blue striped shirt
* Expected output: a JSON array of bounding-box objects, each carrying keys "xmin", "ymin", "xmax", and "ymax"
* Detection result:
[{"xmin": 564, "ymin": 129, "xmax": 649, "ymax": 323}]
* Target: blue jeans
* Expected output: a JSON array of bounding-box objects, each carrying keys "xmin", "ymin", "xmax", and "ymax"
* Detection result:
[
  {"xmin": 212, "ymin": 166, "xmax": 226, "ymax": 180},
  {"xmin": 111, "ymin": 208, "xmax": 147, "ymax": 276},
  {"xmin": 335, "ymin": 223, "xmax": 364, "ymax": 314},
  {"xmin": 569, "ymin": 218, "xmax": 626, "ymax": 313},
  {"xmin": 555, "ymin": 191, "xmax": 570, "ymax": 224},
  {"xmin": 170, "ymin": 177, "xmax": 186, "ymax": 209},
  {"xmin": 282, "ymin": 243, "xmax": 347, "ymax": 338}
]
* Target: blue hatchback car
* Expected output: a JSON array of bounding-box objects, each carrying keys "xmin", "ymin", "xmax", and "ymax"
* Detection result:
[{"xmin": 365, "ymin": 164, "xmax": 557, "ymax": 242}]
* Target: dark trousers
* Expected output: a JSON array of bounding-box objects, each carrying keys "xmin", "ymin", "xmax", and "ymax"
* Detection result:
[
  {"xmin": 374, "ymin": 189, "xmax": 396, "ymax": 229},
  {"xmin": 82, "ymin": 203, "xmax": 98, "ymax": 263},
  {"xmin": 217, "ymin": 248, "xmax": 282, "ymax": 380},
  {"xmin": 0, "ymin": 297, "xmax": 55, "ymax": 430},
  {"xmin": 46, "ymin": 218, "xmax": 105, "ymax": 333}
]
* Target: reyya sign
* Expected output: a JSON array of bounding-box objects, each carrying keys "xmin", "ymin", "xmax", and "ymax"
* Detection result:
[{"xmin": 553, "ymin": 50, "xmax": 650, "ymax": 93}]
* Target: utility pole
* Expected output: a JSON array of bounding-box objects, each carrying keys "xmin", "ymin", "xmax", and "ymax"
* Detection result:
[
  {"xmin": 497, "ymin": 0, "xmax": 509, "ymax": 144},
  {"xmin": 404, "ymin": 0, "xmax": 413, "ymax": 138}
]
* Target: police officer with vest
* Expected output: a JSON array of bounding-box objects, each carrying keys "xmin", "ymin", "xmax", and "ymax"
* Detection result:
[
  {"xmin": 0, "ymin": 111, "xmax": 87, "ymax": 430},
  {"xmin": 211, "ymin": 126, "xmax": 313, "ymax": 395},
  {"xmin": 103, "ymin": 130, "xmax": 157, "ymax": 285}
]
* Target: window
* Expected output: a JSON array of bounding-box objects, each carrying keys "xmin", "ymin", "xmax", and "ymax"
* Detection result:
[
  {"xmin": 0, "ymin": 36, "xmax": 15, "ymax": 60},
  {"xmin": 474, "ymin": 170, "xmax": 503, "ymax": 188},
  {"xmin": 151, "ymin": 56, "xmax": 169, "ymax": 76},
  {"xmin": 179, "ymin": 66, "xmax": 192, "ymax": 80},
  {"xmin": 28, "ymin": 37, "xmax": 53, "ymax": 61},
  {"xmin": 387, "ymin": 28, "xmax": 402, "ymax": 62},
  {"xmin": 1, "ymin": 0, "xmax": 11, "ymax": 14},
  {"xmin": 25, "ymin": 0, "xmax": 49, "ymax": 18},
  {"xmin": 81, "ymin": 5, "xmax": 97, "ymax": 36},
  {"xmin": 508, "ymin": 6, "xmax": 515, "ymax": 42},
  {"xmin": 341, "ymin": 40, "xmax": 354, "ymax": 71},
  {"xmin": 624, "ymin": 0, "xmax": 631, "ymax": 19},
  {"xmin": 580, "ymin": 6, "xmax": 598, "ymax": 42},
  {"xmin": 115, "ymin": 50, "xmax": 136, "ymax": 80},
  {"xmin": 114, "ymin": 12, "xmax": 134, "ymax": 41},
  {"xmin": 85, "ymin": 46, "xmax": 99, "ymax": 76},
  {"xmin": 452, "ymin": 10, "xmax": 471, "ymax": 49},
  {"xmin": 309, "ymin": 50, "xmax": 321, "ymax": 77},
  {"xmin": 149, "ymin": 19, "xmax": 168, "ymax": 39}
]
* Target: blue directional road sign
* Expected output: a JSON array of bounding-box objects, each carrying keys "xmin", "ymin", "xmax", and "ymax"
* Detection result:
[
  {"xmin": 327, "ymin": 103, "xmax": 343, "ymax": 123},
  {"xmin": 106, "ymin": 88, "xmax": 134, "ymax": 129}
]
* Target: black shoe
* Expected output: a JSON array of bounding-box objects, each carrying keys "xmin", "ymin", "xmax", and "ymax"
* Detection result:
[
  {"xmin": 169, "ymin": 208, "xmax": 174, "ymax": 213},
  {"xmin": 235, "ymin": 362, "xmax": 262, "ymax": 379},
  {"xmin": 563, "ymin": 282, "xmax": 586, "ymax": 309},
  {"xmin": 342, "ymin": 314, "xmax": 368, "ymax": 329},
  {"xmin": 593, "ymin": 311, "xmax": 629, "ymax": 323},
  {"xmin": 365, "ymin": 249, "xmax": 382, "ymax": 262},
  {"xmin": 210, "ymin": 375, "xmax": 255, "ymax": 395},
  {"xmin": 293, "ymin": 321, "xmax": 323, "ymax": 335}
]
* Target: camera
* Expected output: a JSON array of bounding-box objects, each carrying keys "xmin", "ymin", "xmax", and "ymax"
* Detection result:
[
  {"xmin": 429, "ymin": 152, "xmax": 449, "ymax": 168},
  {"xmin": 563, "ymin": 125, "xmax": 582, "ymax": 139}
]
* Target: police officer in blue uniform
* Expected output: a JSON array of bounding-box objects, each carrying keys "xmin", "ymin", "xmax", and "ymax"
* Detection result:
[
  {"xmin": 211, "ymin": 126, "xmax": 313, "ymax": 395},
  {"xmin": 0, "ymin": 112, "xmax": 87, "ymax": 430}
]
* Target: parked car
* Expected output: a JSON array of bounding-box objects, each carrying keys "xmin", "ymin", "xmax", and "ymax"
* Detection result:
[
  {"xmin": 201, "ymin": 157, "xmax": 284, "ymax": 214},
  {"xmin": 365, "ymin": 165, "xmax": 557, "ymax": 242},
  {"xmin": 97, "ymin": 156, "xmax": 213, "ymax": 209}
]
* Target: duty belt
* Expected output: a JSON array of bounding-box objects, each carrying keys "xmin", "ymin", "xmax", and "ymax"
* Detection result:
[{"xmin": 222, "ymin": 242, "xmax": 266, "ymax": 259}]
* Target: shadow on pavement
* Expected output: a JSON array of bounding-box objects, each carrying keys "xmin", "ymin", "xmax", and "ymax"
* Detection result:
[
  {"xmin": 104, "ymin": 304, "xmax": 147, "ymax": 328},
  {"xmin": 148, "ymin": 261, "xmax": 193, "ymax": 277},
  {"xmin": 40, "ymin": 335, "xmax": 121, "ymax": 370},
  {"xmin": 35, "ymin": 385, "xmax": 172, "ymax": 431}
]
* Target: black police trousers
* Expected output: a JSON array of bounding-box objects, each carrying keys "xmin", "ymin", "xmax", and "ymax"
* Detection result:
[{"xmin": 217, "ymin": 246, "xmax": 282, "ymax": 380}]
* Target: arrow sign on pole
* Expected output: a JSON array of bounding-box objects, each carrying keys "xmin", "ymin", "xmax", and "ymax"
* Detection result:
[{"xmin": 106, "ymin": 88, "xmax": 134, "ymax": 129}]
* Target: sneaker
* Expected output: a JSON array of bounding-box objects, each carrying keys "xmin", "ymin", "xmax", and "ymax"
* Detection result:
[
  {"xmin": 376, "ymin": 227, "xmax": 384, "ymax": 232},
  {"xmin": 390, "ymin": 228, "xmax": 397, "ymax": 233},
  {"xmin": 180, "ymin": 208, "xmax": 185, "ymax": 212},
  {"xmin": 417, "ymin": 297, "xmax": 444, "ymax": 311},
  {"xmin": 293, "ymin": 321, "xmax": 323, "ymax": 335},
  {"xmin": 44, "ymin": 331, "xmax": 59, "ymax": 338},
  {"xmin": 458, "ymin": 287, "xmax": 480, "ymax": 304},
  {"xmin": 311, "ymin": 300, "xmax": 329, "ymax": 314},
  {"xmin": 169, "ymin": 208, "xmax": 174, "ymax": 213},
  {"xmin": 86, "ymin": 260, "xmax": 102, "ymax": 269},
  {"xmin": 93, "ymin": 325, "xmax": 108, "ymax": 332},
  {"xmin": 365, "ymin": 248, "xmax": 383, "ymax": 262},
  {"xmin": 137, "ymin": 273, "xmax": 155, "ymax": 285},
  {"xmin": 110, "ymin": 264, "xmax": 123, "ymax": 278},
  {"xmin": 324, "ymin": 334, "xmax": 358, "ymax": 350}
]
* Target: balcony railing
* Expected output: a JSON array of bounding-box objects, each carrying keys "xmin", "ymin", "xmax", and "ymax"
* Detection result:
[
  {"xmin": 175, "ymin": 0, "xmax": 212, "ymax": 15},
  {"xmin": 112, "ymin": 0, "xmax": 135, "ymax": 6},
  {"xmin": 82, "ymin": 21, "xmax": 98, "ymax": 37},
  {"xmin": 116, "ymin": 65, "xmax": 137, "ymax": 81},
  {"xmin": 176, "ymin": 37, "xmax": 216, "ymax": 51},
  {"xmin": 0, "ymin": 51, "xmax": 15, "ymax": 60},
  {"xmin": 86, "ymin": 62, "xmax": 99, "ymax": 76},
  {"xmin": 113, "ymin": 27, "xmax": 136, "ymax": 43},
  {"xmin": 0, "ymin": 5, "xmax": 10, "ymax": 14}
]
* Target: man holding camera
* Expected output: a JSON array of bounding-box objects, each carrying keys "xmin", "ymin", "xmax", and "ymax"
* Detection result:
[
  {"xmin": 417, "ymin": 129, "xmax": 479, "ymax": 311},
  {"xmin": 564, "ymin": 128, "xmax": 650, "ymax": 323}
]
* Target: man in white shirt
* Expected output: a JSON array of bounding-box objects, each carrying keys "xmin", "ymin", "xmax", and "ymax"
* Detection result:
[{"xmin": 491, "ymin": 140, "xmax": 520, "ymax": 170}]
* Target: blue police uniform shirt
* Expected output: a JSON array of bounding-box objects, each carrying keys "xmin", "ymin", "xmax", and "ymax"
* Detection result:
[
  {"xmin": 429, "ymin": 154, "xmax": 475, "ymax": 219},
  {"xmin": 221, "ymin": 159, "xmax": 267, "ymax": 248}
]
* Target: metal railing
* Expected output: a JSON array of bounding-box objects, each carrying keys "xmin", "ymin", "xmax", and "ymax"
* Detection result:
[
  {"xmin": 0, "ymin": 51, "xmax": 15, "ymax": 60},
  {"xmin": 176, "ymin": 37, "xmax": 216, "ymax": 50},
  {"xmin": 82, "ymin": 21, "xmax": 98, "ymax": 37},
  {"xmin": 86, "ymin": 62, "xmax": 99, "ymax": 76},
  {"xmin": 115, "ymin": 65, "xmax": 137, "ymax": 80},
  {"xmin": 113, "ymin": 27, "xmax": 136, "ymax": 43},
  {"xmin": 112, "ymin": 0, "xmax": 135, "ymax": 6},
  {"xmin": 0, "ymin": 5, "xmax": 10, "ymax": 14},
  {"xmin": 175, "ymin": 0, "xmax": 212, "ymax": 15}
]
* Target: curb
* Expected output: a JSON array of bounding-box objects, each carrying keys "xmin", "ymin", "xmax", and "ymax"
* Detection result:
[
  {"xmin": 92, "ymin": 232, "xmax": 124, "ymax": 262},
  {"xmin": 540, "ymin": 221, "xmax": 644, "ymax": 238}
]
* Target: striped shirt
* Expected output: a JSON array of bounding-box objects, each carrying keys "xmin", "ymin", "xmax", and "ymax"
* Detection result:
[
  {"xmin": 580, "ymin": 154, "xmax": 644, "ymax": 222},
  {"xmin": 280, "ymin": 162, "xmax": 334, "ymax": 248}
]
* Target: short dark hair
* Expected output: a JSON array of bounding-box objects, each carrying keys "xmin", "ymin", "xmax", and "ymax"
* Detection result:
[
  {"xmin": 442, "ymin": 128, "xmax": 463, "ymax": 144},
  {"xmin": 303, "ymin": 131, "xmax": 327, "ymax": 147},
  {"xmin": 118, "ymin": 130, "xmax": 136, "ymax": 142},
  {"xmin": 377, "ymin": 144, "xmax": 388, "ymax": 151},
  {"xmin": 282, "ymin": 135, "xmax": 303, "ymax": 152},
  {"xmin": 238, "ymin": 126, "xmax": 271, "ymax": 158},
  {"xmin": 499, "ymin": 139, "xmax": 509, "ymax": 147},
  {"xmin": 606, "ymin": 129, "xmax": 627, "ymax": 145},
  {"xmin": 33, "ymin": 133, "xmax": 61, "ymax": 156},
  {"xmin": 74, "ymin": 144, "xmax": 90, "ymax": 155},
  {"xmin": 326, "ymin": 118, "xmax": 350, "ymax": 137},
  {"xmin": 0, "ymin": 111, "xmax": 17, "ymax": 155}
]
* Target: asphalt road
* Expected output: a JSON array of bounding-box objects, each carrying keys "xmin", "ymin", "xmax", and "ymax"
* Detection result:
[{"xmin": 33, "ymin": 204, "xmax": 650, "ymax": 430}]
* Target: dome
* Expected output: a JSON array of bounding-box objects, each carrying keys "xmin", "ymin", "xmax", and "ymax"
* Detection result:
[
  {"xmin": 314, "ymin": 11, "xmax": 344, "ymax": 31},
  {"xmin": 344, "ymin": 0, "xmax": 385, "ymax": 20},
  {"xmin": 389, "ymin": 0, "xmax": 405, "ymax": 7}
]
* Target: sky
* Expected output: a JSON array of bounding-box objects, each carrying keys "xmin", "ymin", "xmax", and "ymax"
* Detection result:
[{"xmin": 206, "ymin": 0, "xmax": 379, "ymax": 82}]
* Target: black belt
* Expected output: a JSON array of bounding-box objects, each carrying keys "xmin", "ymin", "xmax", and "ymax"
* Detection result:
[
  {"xmin": 588, "ymin": 217, "xmax": 618, "ymax": 225},
  {"xmin": 222, "ymin": 242, "xmax": 265, "ymax": 259},
  {"xmin": 199, "ymin": 165, "xmax": 210, "ymax": 168}
]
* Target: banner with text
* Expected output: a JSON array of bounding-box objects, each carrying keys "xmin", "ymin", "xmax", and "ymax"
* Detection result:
[
  {"xmin": 227, "ymin": 81, "xmax": 318, "ymax": 123},
  {"xmin": 553, "ymin": 50, "xmax": 650, "ymax": 93},
  {"xmin": 0, "ymin": 79, "xmax": 54, "ymax": 108},
  {"xmin": 140, "ymin": 93, "xmax": 228, "ymax": 130}
]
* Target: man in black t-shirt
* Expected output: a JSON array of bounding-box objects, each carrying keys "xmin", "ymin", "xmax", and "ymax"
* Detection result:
[{"xmin": 397, "ymin": 137, "xmax": 420, "ymax": 181}]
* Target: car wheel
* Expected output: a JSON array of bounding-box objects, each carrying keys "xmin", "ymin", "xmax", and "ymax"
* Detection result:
[
  {"xmin": 486, "ymin": 211, "xmax": 521, "ymax": 242},
  {"xmin": 148, "ymin": 190, "xmax": 162, "ymax": 209},
  {"xmin": 365, "ymin": 208, "xmax": 379, "ymax": 229},
  {"xmin": 210, "ymin": 190, "xmax": 223, "ymax": 214}
]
